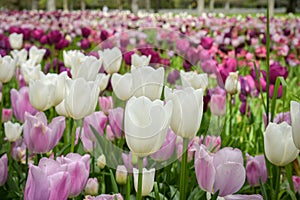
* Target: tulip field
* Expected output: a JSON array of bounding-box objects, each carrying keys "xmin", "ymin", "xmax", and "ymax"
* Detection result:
[{"xmin": 1, "ymin": 8, "xmax": 300, "ymax": 200}]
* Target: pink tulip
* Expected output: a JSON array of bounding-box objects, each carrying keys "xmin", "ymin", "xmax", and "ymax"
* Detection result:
[
  {"xmin": 11, "ymin": 138, "xmax": 27, "ymax": 162},
  {"xmin": 176, "ymin": 39, "xmax": 190, "ymax": 55},
  {"xmin": 2, "ymin": 108, "xmax": 12, "ymax": 122},
  {"xmin": 201, "ymin": 37, "xmax": 214, "ymax": 50},
  {"xmin": 293, "ymin": 176, "xmax": 300, "ymax": 194},
  {"xmin": 201, "ymin": 59, "xmax": 217, "ymax": 74},
  {"xmin": 56, "ymin": 153, "xmax": 90, "ymax": 197},
  {"xmin": 210, "ymin": 94, "xmax": 226, "ymax": 116},
  {"xmin": 106, "ymin": 125, "xmax": 115, "ymax": 142},
  {"xmin": 80, "ymin": 127, "xmax": 94, "ymax": 152},
  {"xmin": 108, "ymin": 107, "xmax": 124, "ymax": 139},
  {"xmin": 194, "ymin": 145, "xmax": 245, "ymax": 197},
  {"xmin": 176, "ymin": 137, "xmax": 199, "ymax": 162},
  {"xmin": 83, "ymin": 111, "xmax": 107, "ymax": 141},
  {"xmin": 99, "ymin": 96, "xmax": 113, "ymax": 114},
  {"xmin": 122, "ymin": 152, "xmax": 147, "ymax": 173},
  {"xmin": 10, "ymin": 87, "xmax": 37, "ymax": 122},
  {"xmin": 23, "ymin": 112, "xmax": 65, "ymax": 154},
  {"xmin": 24, "ymin": 158, "xmax": 71, "ymax": 200},
  {"xmin": 150, "ymin": 128, "xmax": 177, "ymax": 161},
  {"xmin": 246, "ymin": 154, "xmax": 268, "ymax": 186},
  {"xmin": 203, "ymin": 135, "xmax": 222, "ymax": 153},
  {"xmin": 0, "ymin": 154, "xmax": 8, "ymax": 186},
  {"xmin": 85, "ymin": 194, "xmax": 123, "ymax": 200}
]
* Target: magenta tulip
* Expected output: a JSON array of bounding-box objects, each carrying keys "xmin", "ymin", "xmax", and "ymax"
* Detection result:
[
  {"xmin": 23, "ymin": 112, "xmax": 65, "ymax": 154},
  {"xmin": 293, "ymin": 176, "xmax": 300, "ymax": 194},
  {"xmin": 201, "ymin": 37, "xmax": 214, "ymax": 50},
  {"xmin": 2, "ymin": 108, "xmax": 12, "ymax": 122}
]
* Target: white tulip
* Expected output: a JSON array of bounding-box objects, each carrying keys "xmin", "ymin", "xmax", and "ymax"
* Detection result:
[
  {"xmin": 96, "ymin": 73, "xmax": 110, "ymax": 91},
  {"xmin": 0, "ymin": 55, "xmax": 16, "ymax": 83},
  {"xmin": 111, "ymin": 73, "xmax": 133, "ymax": 101},
  {"xmin": 11, "ymin": 49, "xmax": 28, "ymax": 67},
  {"xmin": 131, "ymin": 66, "xmax": 164, "ymax": 100},
  {"xmin": 64, "ymin": 78, "xmax": 100, "ymax": 120},
  {"xmin": 165, "ymin": 87, "xmax": 204, "ymax": 138},
  {"xmin": 290, "ymin": 101, "xmax": 300, "ymax": 149},
  {"xmin": 9, "ymin": 33, "xmax": 23, "ymax": 49},
  {"xmin": 133, "ymin": 168, "xmax": 155, "ymax": 196},
  {"xmin": 71, "ymin": 55, "xmax": 102, "ymax": 81},
  {"xmin": 116, "ymin": 165, "xmax": 128, "ymax": 185},
  {"xmin": 264, "ymin": 122, "xmax": 299, "ymax": 166},
  {"xmin": 63, "ymin": 50, "xmax": 85, "ymax": 68},
  {"xmin": 29, "ymin": 46, "xmax": 46, "ymax": 65},
  {"xmin": 99, "ymin": 47, "xmax": 122, "ymax": 74},
  {"xmin": 125, "ymin": 96, "xmax": 172, "ymax": 157},
  {"xmin": 180, "ymin": 70, "xmax": 208, "ymax": 90},
  {"xmin": 21, "ymin": 59, "xmax": 41, "ymax": 83},
  {"xmin": 131, "ymin": 53, "xmax": 151, "ymax": 68},
  {"xmin": 4, "ymin": 121, "xmax": 23, "ymax": 142},
  {"xmin": 55, "ymin": 100, "xmax": 70, "ymax": 118},
  {"xmin": 225, "ymin": 72, "xmax": 240, "ymax": 95}
]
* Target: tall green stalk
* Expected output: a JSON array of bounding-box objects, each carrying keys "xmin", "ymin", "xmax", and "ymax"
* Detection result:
[
  {"xmin": 137, "ymin": 156, "xmax": 143, "ymax": 200},
  {"xmin": 180, "ymin": 138, "xmax": 189, "ymax": 200},
  {"xmin": 70, "ymin": 119, "xmax": 76, "ymax": 153},
  {"xmin": 266, "ymin": 0, "xmax": 271, "ymax": 123}
]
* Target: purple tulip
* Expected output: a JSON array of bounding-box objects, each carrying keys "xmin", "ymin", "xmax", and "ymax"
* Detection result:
[
  {"xmin": 40, "ymin": 35, "xmax": 48, "ymax": 45},
  {"xmin": 246, "ymin": 154, "xmax": 268, "ymax": 187},
  {"xmin": 0, "ymin": 154, "xmax": 8, "ymax": 186},
  {"xmin": 108, "ymin": 107, "xmax": 124, "ymax": 139},
  {"xmin": 106, "ymin": 125, "xmax": 115, "ymax": 141},
  {"xmin": 167, "ymin": 69, "xmax": 180, "ymax": 84},
  {"xmin": 150, "ymin": 128, "xmax": 177, "ymax": 161},
  {"xmin": 24, "ymin": 158, "xmax": 71, "ymax": 200},
  {"xmin": 81, "ymin": 27, "xmax": 91, "ymax": 38},
  {"xmin": 80, "ymin": 128, "xmax": 94, "ymax": 152},
  {"xmin": 123, "ymin": 51, "xmax": 134, "ymax": 65},
  {"xmin": 47, "ymin": 30, "xmax": 62, "ymax": 44},
  {"xmin": 194, "ymin": 145, "xmax": 245, "ymax": 197},
  {"xmin": 22, "ymin": 28, "xmax": 31, "ymax": 40},
  {"xmin": 100, "ymin": 29, "xmax": 109, "ymax": 41},
  {"xmin": 202, "ymin": 135, "xmax": 222, "ymax": 152},
  {"xmin": 56, "ymin": 153, "xmax": 90, "ymax": 197},
  {"xmin": 201, "ymin": 37, "xmax": 214, "ymax": 50},
  {"xmin": 201, "ymin": 59, "xmax": 217, "ymax": 74},
  {"xmin": 55, "ymin": 38, "xmax": 69, "ymax": 50},
  {"xmin": 10, "ymin": 87, "xmax": 37, "ymax": 122},
  {"xmin": 199, "ymin": 49, "xmax": 212, "ymax": 62},
  {"xmin": 186, "ymin": 47, "xmax": 199, "ymax": 65},
  {"xmin": 224, "ymin": 57, "xmax": 237, "ymax": 72},
  {"xmin": 79, "ymin": 38, "xmax": 91, "ymax": 49},
  {"xmin": 11, "ymin": 138, "xmax": 27, "ymax": 162},
  {"xmin": 176, "ymin": 39, "xmax": 190, "ymax": 55},
  {"xmin": 85, "ymin": 194, "xmax": 123, "ymax": 200},
  {"xmin": 269, "ymin": 62, "xmax": 288, "ymax": 84},
  {"xmin": 293, "ymin": 176, "xmax": 300, "ymax": 194},
  {"xmin": 210, "ymin": 94, "xmax": 226, "ymax": 116},
  {"xmin": 83, "ymin": 111, "xmax": 107, "ymax": 141},
  {"xmin": 32, "ymin": 29, "xmax": 44, "ymax": 41},
  {"xmin": 99, "ymin": 96, "xmax": 113, "ymax": 115},
  {"xmin": 274, "ymin": 112, "xmax": 291, "ymax": 125},
  {"xmin": 23, "ymin": 112, "xmax": 65, "ymax": 154},
  {"xmin": 2, "ymin": 108, "xmax": 12, "ymax": 122}
]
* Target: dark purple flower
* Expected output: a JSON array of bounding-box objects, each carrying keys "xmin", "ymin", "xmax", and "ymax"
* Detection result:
[
  {"xmin": 81, "ymin": 27, "xmax": 91, "ymax": 38},
  {"xmin": 47, "ymin": 30, "xmax": 62, "ymax": 44},
  {"xmin": 201, "ymin": 37, "xmax": 214, "ymax": 49},
  {"xmin": 123, "ymin": 51, "xmax": 134, "ymax": 65},
  {"xmin": 167, "ymin": 69, "xmax": 180, "ymax": 84},
  {"xmin": 100, "ymin": 29, "xmax": 109, "ymax": 41},
  {"xmin": 79, "ymin": 38, "xmax": 91, "ymax": 49},
  {"xmin": 32, "ymin": 29, "xmax": 44, "ymax": 41}
]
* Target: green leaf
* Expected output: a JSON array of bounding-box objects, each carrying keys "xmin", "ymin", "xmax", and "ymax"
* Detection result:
[
  {"xmin": 260, "ymin": 178, "xmax": 268, "ymax": 200},
  {"xmin": 286, "ymin": 163, "xmax": 294, "ymax": 192},
  {"xmin": 211, "ymin": 190, "xmax": 220, "ymax": 200},
  {"xmin": 270, "ymin": 76, "xmax": 287, "ymax": 122},
  {"xmin": 109, "ymin": 169, "xmax": 119, "ymax": 193}
]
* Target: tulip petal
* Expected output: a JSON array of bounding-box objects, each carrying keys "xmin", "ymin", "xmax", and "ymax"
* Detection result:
[{"xmin": 291, "ymin": 101, "xmax": 300, "ymax": 149}]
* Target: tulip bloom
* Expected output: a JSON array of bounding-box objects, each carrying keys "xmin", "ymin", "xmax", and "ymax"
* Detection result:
[
  {"xmin": 225, "ymin": 72, "xmax": 240, "ymax": 95},
  {"xmin": 2, "ymin": 108, "xmax": 12, "ymax": 122},
  {"xmin": 9, "ymin": 33, "xmax": 23, "ymax": 49},
  {"xmin": 99, "ymin": 47, "xmax": 122, "ymax": 74},
  {"xmin": 210, "ymin": 94, "xmax": 226, "ymax": 116},
  {"xmin": 57, "ymin": 153, "xmax": 90, "ymax": 197},
  {"xmin": 85, "ymin": 194, "xmax": 123, "ymax": 200},
  {"xmin": 11, "ymin": 49, "xmax": 28, "ymax": 67},
  {"xmin": 264, "ymin": 122, "xmax": 299, "ymax": 166},
  {"xmin": 111, "ymin": 73, "xmax": 133, "ymax": 100},
  {"xmin": 165, "ymin": 87, "xmax": 203, "ymax": 138},
  {"xmin": 131, "ymin": 53, "xmax": 151, "ymax": 68},
  {"xmin": 246, "ymin": 154, "xmax": 268, "ymax": 186},
  {"xmin": 133, "ymin": 168, "xmax": 155, "ymax": 196},
  {"xmin": 83, "ymin": 111, "xmax": 107, "ymax": 141},
  {"xmin": 29, "ymin": 46, "xmax": 46, "ymax": 65},
  {"xmin": 4, "ymin": 121, "xmax": 23, "ymax": 142},
  {"xmin": 180, "ymin": 70, "xmax": 208, "ymax": 90},
  {"xmin": 24, "ymin": 158, "xmax": 71, "ymax": 200},
  {"xmin": 291, "ymin": 101, "xmax": 300, "ymax": 149},
  {"xmin": 63, "ymin": 50, "xmax": 85, "ymax": 68},
  {"xmin": 23, "ymin": 112, "xmax": 65, "ymax": 154},
  {"xmin": 108, "ymin": 107, "xmax": 124, "ymax": 139},
  {"xmin": 0, "ymin": 154, "xmax": 8, "ymax": 186},
  {"xmin": 99, "ymin": 96, "xmax": 113, "ymax": 114},
  {"xmin": 0, "ymin": 55, "xmax": 16, "ymax": 83},
  {"xmin": 125, "ymin": 96, "xmax": 172, "ymax": 157},
  {"xmin": 85, "ymin": 178, "xmax": 99, "ymax": 196},
  {"xmin": 116, "ymin": 165, "xmax": 128, "ymax": 185},
  {"xmin": 293, "ymin": 176, "xmax": 300, "ymax": 194}
]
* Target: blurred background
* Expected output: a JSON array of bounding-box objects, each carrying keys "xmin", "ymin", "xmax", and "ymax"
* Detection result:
[{"xmin": 0, "ymin": 0, "xmax": 299, "ymax": 14}]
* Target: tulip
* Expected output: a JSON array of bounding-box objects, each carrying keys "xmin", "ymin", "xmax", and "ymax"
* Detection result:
[
  {"xmin": 108, "ymin": 107, "xmax": 124, "ymax": 139},
  {"xmin": 180, "ymin": 70, "xmax": 208, "ymax": 90},
  {"xmin": 2, "ymin": 108, "xmax": 12, "ymax": 122},
  {"xmin": 85, "ymin": 194, "xmax": 123, "ymax": 200},
  {"xmin": 133, "ymin": 168, "xmax": 155, "ymax": 196},
  {"xmin": 116, "ymin": 165, "xmax": 128, "ymax": 185},
  {"xmin": 176, "ymin": 136, "xmax": 197, "ymax": 162},
  {"xmin": 176, "ymin": 39, "xmax": 190, "ymax": 55},
  {"xmin": 56, "ymin": 153, "xmax": 90, "ymax": 197},
  {"xmin": 195, "ymin": 145, "xmax": 245, "ymax": 197},
  {"xmin": 20, "ymin": 60, "xmax": 41, "ymax": 84},
  {"xmin": 63, "ymin": 77, "xmax": 101, "ymax": 120},
  {"xmin": 293, "ymin": 176, "xmax": 300, "ymax": 194},
  {"xmin": 201, "ymin": 37, "xmax": 214, "ymax": 49},
  {"xmin": 97, "ymin": 154, "xmax": 106, "ymax": 169},
  {"xmin": 85, "ymin": 178, "xmax": 99, "ymax": 196},
  {"xmin": 201, "ymin": 59, "xmax": 217, "ymax": 74},
  {"xmin": 9, "ymin": 33, "xmax": 23, "ymax": 49},
  {"xmin": 225, "ymin": 72, "xmax": 240, "ymax": 95},
  {"xmin": 124, "ymin": 96, "xmax": 172, "ymax": 157},
  {"xmin": 111, "ymin": 73, "xmax": 133, "ymax": 100},
  {"xmin": 150, "ymin": 128, "xmax": 177, "ymax": 161},
  {"xmin": 264, "ymin": 122, "xmax": 299, "ymax": 166},
  {"xmin": 290, "ymin": 101, "xmax": 300, "ymax": 149},
  {"xmin": 80, "ymin": 127, "xmax": 94, "ymax": 152},
  {"xmin": 81, "ymin": 27, "xmax": 91, "ymax": 38},
  {"xmin": 24, "ymin": 158, "xmax": 71, "ymax": 200},
  {"xmin": 23, "ymin": 112, "xmax": 65, "ymax": 154},
  {"xmin": 0, "ymin": 154, "xmax": 8, "ymax": 186},
  {"xmin": 99, "ymin": 47, "xmax": 122, "ymax": 74},
  {"xmin": 122, "ymin": 152, "xmax": 147, "ymax": 173},
  {"xmin": 99, "ymin": 96, "xmax": 113, "ymax": 114},
  {"xmin": 63, "ymin": 50, "xmax": 85, "ymax": 68},
  {"xmin": 83, "ymin": 111, "xmax": 107, "ymax": 141},
  {"xmin": 29, "ymin": 46, "xmax": 46, "ymax": 65},
  {"xmin": 167, "ymin": 69, "xmax": 180, "ymax": 84},
  {"xmin": 10, "ymin": 87, "xmax": 37, "ymax": 122},
  {"xmin": 4, "ymin": 121, "xmax": 23, "ymax": 142},
  {"xmin": 203, "ymin": 135, "xmax": 222, "ymax": 153},
  {"xmin": 106, "ymin": 125, "xmax": 115, "ymax": 141},
  {"xmin": 96, "ymin": 73, "xmax": 110, "ymax": 91},
  {"xmin": 11, "ymin": 49, "xmax": 28, "ymax": 67},
  {"xmin": 246, "ymin": 154, "xmax": 268, "ymax": 186},
  {"xmin": 210, "ymin": 94, "xmax": 226, "ymax": 116},
  {"xmin": 70, "ymin": 55, "xmax": 102, "ymax": 81},
  {"xmin": 11, "ymin": 138, "xmax": 26, "ymax": 162},
  {"xmin": 165, "ymin": 87, "xmax": 203, "ymax": 138},
  {"xmin": 131, "ymin": 53, "xmax": 151, "ymax": 68},
  {"xmin": 0, "ymin": 55, "xmax": 16, "ymax": 83}
]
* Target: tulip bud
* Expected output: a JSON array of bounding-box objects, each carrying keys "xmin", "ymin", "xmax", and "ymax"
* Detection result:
[
  {"xmin": 210, "ymin": 94, "xmax": 226, "ymax": 116},
  {"xmin": 133, "ymin": 168, "xmax": 155, "ymax": 196},
  {"xmin": 98, "ymin": 47, "xmax": 122, "ymax": 74},
  {"xmin": 97, "ymin": 154, "xmax": 106, "ymax": 169},
  {"xmin": 105, "ymin": 125, "xmax": 115, "ymax": 142},
  {"xmin": 85, "ymin": 178, "xmax": 99, "ymax": 196},
  {"xmin": 225, "ymin": 72, "xmax": 240, "ymax": 95},
  {"xmin": 0, "ymin": 154, "xmax": 8, "ymax": 186},
  {"xmin": 4, "ymin": 121, "xmax": 23, "ymax": 142},
  {"xmin": 116, "ymin": 165, "xmax": 128, "ymax": 185},
  {"xmin": 9, "ymin": 33, "xmax": 23, "ymax": 49},
  {"xmin": 2, "ymin": 108, "xmax": 12, "ymax": 122},
  {"xmin": 293, "ymin": 176, "xmax": 300, "ymax": 194},
  {"xmin": 99, "ymin": 96, "xmax": 113, "ymax": 115},
  {"xmin": 246, "ymin": 154, "xmax": 268, "ymax": 186}
]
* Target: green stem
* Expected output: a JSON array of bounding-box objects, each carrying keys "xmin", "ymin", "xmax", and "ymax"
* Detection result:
[
  {"xmin": 25, "ymin": 149, "xmax": 29, "ymax": 180},
  {"xmin": 92, "ymin": 142, "xmax": 95, "ymax": 176},
  {"xmin": 126, "ymin": 174, "xmax": 131, "ymax": 200},
  {"xmin": 229, "ymin": 95, "xmax": 232, "ymax": 134},
  {"xmin": 180, "ymin": 138, "xmax": 189, "ymax": 200},
  {"xmin": 266, "ymin": 0, "xmax": 271, "ymax": 123},
  {"xmin": 70, "ymin": 119, "xmax": 76, "ymax": 153},
  {"xmin": 137, "ymin": 156, "xmax": 144, "ymax": 200},
  {"xmin": 274, "ymin": 166, "xmax": 280, "ymax": 200}
]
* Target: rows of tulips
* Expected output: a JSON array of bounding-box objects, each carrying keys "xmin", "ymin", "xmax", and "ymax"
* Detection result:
[{"xmin": 0, "ymin": 9, "xmax": 300, "ymax": 200}]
